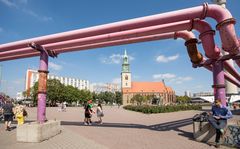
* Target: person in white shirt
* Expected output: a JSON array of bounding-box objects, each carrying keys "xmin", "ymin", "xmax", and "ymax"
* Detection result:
[{"xmin": 96, "ymin": 103, "xmax": 104, "ymax": 124}]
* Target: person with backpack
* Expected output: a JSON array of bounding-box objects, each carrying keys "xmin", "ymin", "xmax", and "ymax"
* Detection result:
[
  {"xmin": 2, "ymin": 99, "xmax": 14, "ymax": 131},
  {"xmin": 84, "ymin": 100, "xmax": 95, "ymax": 125}
]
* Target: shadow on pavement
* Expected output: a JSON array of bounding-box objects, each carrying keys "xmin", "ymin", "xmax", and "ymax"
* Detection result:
[{"xmin": 61, "ymin": 118, "xmax": 194, "ymax": 139}]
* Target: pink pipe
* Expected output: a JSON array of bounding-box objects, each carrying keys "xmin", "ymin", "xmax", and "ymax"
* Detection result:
[
  {"xmin": 0, "ymin": 20, "xmax": 217, "ymax": 59},
  {"xmin": 0, "ymin": 31, "xmax": 195, "ymax": 61},
  {"xmin": 0, "ymin": 3, "xmax": 238, "ymax": 55},
  {"xmin": 0, "ymin": 33, "xmax": 176, "ymax": 61},
  {"xmin": 0, "ymin": 21, "xmax": 192, "ymax": 57},
  {"xmin": 223, "ymin": 61, "xmax": 240, "ymax": 81},
  {"xmin": 204, "ymin": 63, "xmax": 240, "ymax": 87},
  {"xmin": 192, "ymin": 19, "xmax": 220, "ymax": 58},
  {"xmin": 174, "ymin": 31, "xmax": 195, "ymax": 40}
]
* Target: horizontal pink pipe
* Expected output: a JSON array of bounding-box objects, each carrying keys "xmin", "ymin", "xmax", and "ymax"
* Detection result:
[
  {"xmin": 0, "ymin": 4, "xmax": 236, "ymax": 53},
  {"xmin": 0, "ymin": 21, "xmax": 192, "ymax": 57},
  {"xmin": 0, "ymin": 33, "xmax": 176, "ymax": 61},
  {"xmin": 0, "ymin": 19, "xmax": 216, "ymax": 60},
  {"xmin": 0, "ymin": 31, "xmax": 195, "ymax": 61}
]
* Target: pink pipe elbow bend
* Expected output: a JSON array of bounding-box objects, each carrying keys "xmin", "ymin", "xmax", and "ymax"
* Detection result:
[
  {"xmin": 192, "ymin": 19, "xmax": 220, "ymax": 59},
  {"xmin": 207, "ymin": 4, "xmax": 240, "ymax": 54}
]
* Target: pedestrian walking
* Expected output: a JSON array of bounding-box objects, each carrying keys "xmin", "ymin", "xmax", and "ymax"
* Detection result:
[
  {"xmin": 84, "ymin": 100, "xmax": 95, "ymax": 125},
  {"xmin": 15, "ymin": 104, "xmax": 27, "ymax": 125},
  {"xmin": 96, "ymin": 103, "xmax": 104, "ymax": 124},
  {"xmin": 2, "ymin": 99, "xmax": 14, "ymax": 131}
]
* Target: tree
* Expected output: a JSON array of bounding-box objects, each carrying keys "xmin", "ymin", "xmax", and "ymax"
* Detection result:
[
  {"xmin": 47, "ymin": 79, "xmax": 65, "ymax": 106},
  {"xmin": 115, "ymin": 91, "xmax": 122, "ymax": 105},
  {"xmin": 176, "ymin": 95, "xmax": 191, "ymax": 103},
  {"xmin": 131, "ymin": 94, "xmax": 144, "ymax": 105}
]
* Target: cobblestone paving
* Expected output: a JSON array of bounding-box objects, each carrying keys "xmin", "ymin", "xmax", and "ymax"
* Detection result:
[{"xmin": 1, "ymin": 106, "xmax": 238, "ymax": 149}]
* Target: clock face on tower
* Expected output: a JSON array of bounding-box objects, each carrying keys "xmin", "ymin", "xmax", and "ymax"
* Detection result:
[{"xmin": 125, "ymin": 75, "xmax": 128, "ymax": 80}]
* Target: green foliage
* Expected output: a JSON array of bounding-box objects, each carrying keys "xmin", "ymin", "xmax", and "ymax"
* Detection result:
[
  {"xmin": 27, "ymin": 79, "xmax": 122, "ymax": 106},
  {"xmin": 131, "ymin": 94, "xmax": 144, "ymax": 105},
  {"xmin": 115, "ymin": 91, "xmax": 122, "ymax": 105},
  {"xmin": 123, "ymin": 104, "xmax": 202, "ymax": 114},
  {"xmin": 176, "ymin": 95, "xmax": 191, "ymax": 103}
]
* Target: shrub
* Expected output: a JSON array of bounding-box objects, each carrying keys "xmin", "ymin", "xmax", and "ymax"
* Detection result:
[{"xmin": 123, "ymin": 104, "xmax": 202, "ymax": 114}]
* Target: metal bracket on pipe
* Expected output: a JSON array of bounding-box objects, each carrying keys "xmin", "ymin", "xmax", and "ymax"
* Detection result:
[
  {"xmin": 193, "ymin": 53, "xmax": 240, "ymax": 68},
  {"xmin": 192, "ymin": 59, "xmax": 213, "ymax": 68},
  {"xmin": 29, "ymin": 42, "xmax": 58, "ymax": 58}
]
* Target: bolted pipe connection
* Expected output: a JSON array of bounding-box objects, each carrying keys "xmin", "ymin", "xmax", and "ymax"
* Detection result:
[{"xmin": 184, "ymin": 38, "xmax": 203, "ymax": 64}]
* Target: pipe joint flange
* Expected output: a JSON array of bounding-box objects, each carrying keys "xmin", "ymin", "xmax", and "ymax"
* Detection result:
[
  {"xmin": 38, "ymin": 70, "xmax": 49, "ymax": 73},
  {"xmin": 38, "ymin": 91, "xmax": 47, "ymax": 94},
  {"xmin": 184, "ymin": 38, "xmax": 198, "ymax": 46},
  {"xmin": 200, "ymin": 3, "xmax": 208, "ymax": 20},
  {"xmin": 216, "ymin": 18, "xmax": 236, "ymax": 30},
  {"xmin": 173, "ymin": 32, "xmax": 178, "ymax": 40},
  {"xmin": 199, "ymin": 30, "xmax": 215, "ymax": 39},
  {"xmin": 188, "ymin": 19, "xmax": 195, "ymax": 31},
  {"xmin": 212, "ymin": 84, "xmax": 225, "ymax": 88}
]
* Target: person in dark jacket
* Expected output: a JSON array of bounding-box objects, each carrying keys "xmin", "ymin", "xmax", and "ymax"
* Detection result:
[
  {"xmin": 208, "ymin": 99, "xmax": 232, "ymax": 148},
  {"xmin": 2, "ymin": 100, "xmax": 14, "ymax": 131}
]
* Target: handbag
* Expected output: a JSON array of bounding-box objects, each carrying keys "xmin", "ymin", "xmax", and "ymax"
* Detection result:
[{"xmin": 23, "ymin": 109, "xmax": 28, "ymax": 117}]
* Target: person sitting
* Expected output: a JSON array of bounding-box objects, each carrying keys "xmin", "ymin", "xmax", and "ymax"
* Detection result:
[{"xmin": 208, "ymin": 99, "xmax": 233, "ymax": 148}]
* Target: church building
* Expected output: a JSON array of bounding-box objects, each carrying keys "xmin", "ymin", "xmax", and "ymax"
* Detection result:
[{"xmin": 121, "ymin": 50, "xmax": 176, "ymax": 105}]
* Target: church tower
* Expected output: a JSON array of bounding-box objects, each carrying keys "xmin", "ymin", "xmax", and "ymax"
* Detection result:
[{"xmin": 121, "ymin": 50, "xmax": 131, "ymax": 88}]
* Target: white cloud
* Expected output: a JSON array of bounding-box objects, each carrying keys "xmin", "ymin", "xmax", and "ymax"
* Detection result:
[
  {"xmin": 101, "ymin": 53, "xmax": 134, "ymax": 64},
  {"xmin": 1, "ymin": 0, "xmax": 52, "ymax": 22},
  {"xmin": 12, "ymin": 78, "xmax": 24, "ymax": 85},
  {"xmin": 156, "ymin": 54, "xmax": 179, "ymax": 63},
  {"xmin": 153, "ymin": 73, "xmax": 176, "ymax": 79},
  {"xmin": 0, "ymin": 0, "xmax": 18, "ymax": 8},
  {"xmin": 22, "ymin": 9, "xmax": 53, "ymax": 22},
  {"xmin": 49, "ymin": 62, "xmax": 62, "ymax": 71},
  {"xmin": 19, "ymin": 0, "xmax": 28, "ymax": 4},
  {"xmin": 153, "ymin": 73, "xmax": 192, "ymax": 84},
  {"xmin": 112, "ymin": 77, "xmax": 121, "ymax": 84}
]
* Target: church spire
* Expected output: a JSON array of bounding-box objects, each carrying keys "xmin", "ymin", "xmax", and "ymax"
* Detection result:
[
  {"xmin": 124, "ymin": 49, "xmax": 127, "ymax": 57},
  {"xmin": 122, "ymin": 50, "xmax": 130, "ymax": 72}
]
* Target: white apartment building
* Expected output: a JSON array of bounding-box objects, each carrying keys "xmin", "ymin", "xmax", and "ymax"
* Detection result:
[
  {"xmin": 90, "ymin": 83, "xmax": 120, "ymax": 93},
  {"xmin": 25, "ymin": 69, "xmax": 90, "ymax": 93},
  {"xmin": 192, "ymin": 91, "xmax": 213, "ymax": 97}
]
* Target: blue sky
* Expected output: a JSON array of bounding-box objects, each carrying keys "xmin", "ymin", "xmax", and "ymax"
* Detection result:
[{"xmin": 0, "ymin": 0, "xmax": 240, "ymax": 97}]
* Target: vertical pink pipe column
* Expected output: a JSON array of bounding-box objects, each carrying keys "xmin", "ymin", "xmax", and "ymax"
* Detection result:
[
  {"xmin": 212, "ymin": 61, "xmax": 226, "ymax": 106},
  {"xmin": 37, "ymin": 50, "xmax": 48, "ymax": 123}
]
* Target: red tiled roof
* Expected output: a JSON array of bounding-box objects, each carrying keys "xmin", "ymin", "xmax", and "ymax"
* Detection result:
[{"xmin": 122, "ymin": 82, "xmax": 174, "ymax": 93}]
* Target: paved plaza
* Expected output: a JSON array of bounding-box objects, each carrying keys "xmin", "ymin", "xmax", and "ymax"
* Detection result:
[{"xmin": 0, "ymin": 106, "xmax": 238, "ymax": 149}]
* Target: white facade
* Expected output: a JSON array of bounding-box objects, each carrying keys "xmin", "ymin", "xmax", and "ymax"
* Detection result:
[
  {"xmin": 25, "ymin": 69, "xmax": 90, "ymax": 91},
  {"xmin": 90, "ymin": 83, "xmax": 120, "ymax": 93},
  {"xmin": 192, "ymin": 91, "xmax": 213, "ymax": 97},
  {"xmin": 16, "ymin": 92, "xmax": 26, "ymax": 101},
  {"xmin": 184, "ymin": 90, "xmax": 191, "ymax": 97}
]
